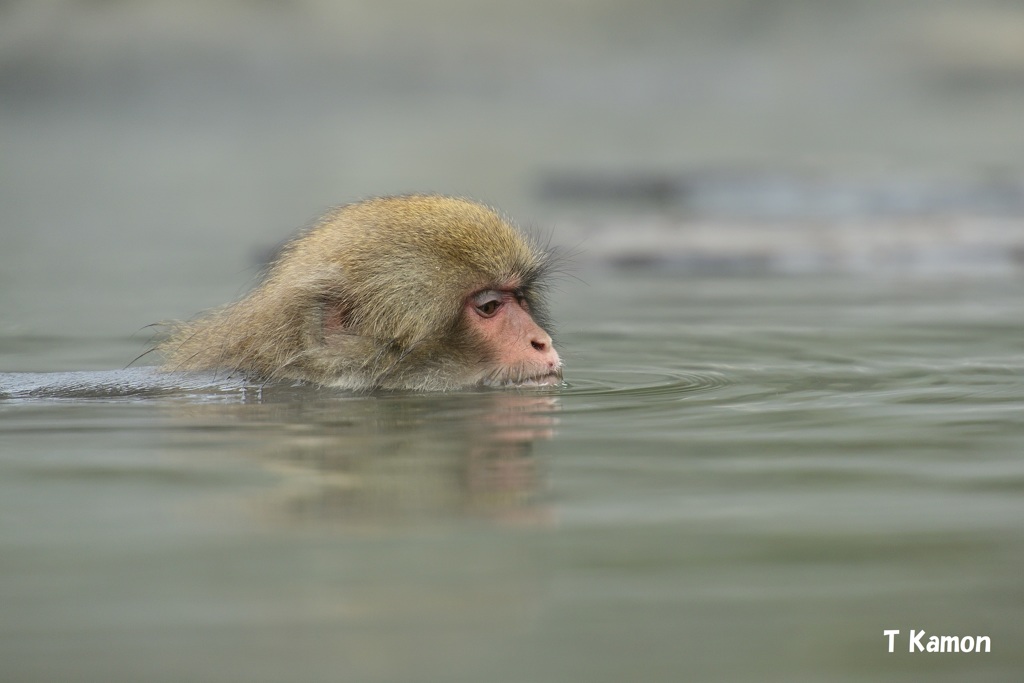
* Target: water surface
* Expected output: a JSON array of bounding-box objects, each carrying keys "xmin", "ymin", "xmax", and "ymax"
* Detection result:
[{"xmin": 2, "ymin": 272, "xmax": 1021, "ymax": 682}]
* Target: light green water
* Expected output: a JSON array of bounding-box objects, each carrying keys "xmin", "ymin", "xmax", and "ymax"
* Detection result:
[
  {"xmin": 2, "ymin": 273, "xmax": 1022, "ymax": 683},
  {"xmin": 3, "ymin": 2, "xmax": 1024, "ymax": 679}
]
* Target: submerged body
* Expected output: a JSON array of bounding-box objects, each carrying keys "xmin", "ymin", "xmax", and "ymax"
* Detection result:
[{"xmin": 159, "ymin": 195, "xmax": 562, "ymax": 391}]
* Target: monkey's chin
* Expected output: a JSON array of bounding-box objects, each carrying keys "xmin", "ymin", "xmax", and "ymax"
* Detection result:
[{"xmin": 481, "ymin": 370, "xmax": 564, "ymax": 389}]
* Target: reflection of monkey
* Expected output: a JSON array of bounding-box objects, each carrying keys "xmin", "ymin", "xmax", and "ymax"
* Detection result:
[
  {"xmin": 171, "ymin": 392, "xmax": 559, "ymax": 527},
  {"xmin": 159, "ymin": 196, "xmax": 562, "ymax": 391}
]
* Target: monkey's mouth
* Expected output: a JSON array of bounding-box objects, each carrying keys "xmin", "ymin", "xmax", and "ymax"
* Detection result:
[
  {"xmin": 525, "ymin": 371, "xmax": 564, "ymax": 387},
  {"xmin": 483, "ymin": 369, "xmax": 564, "ymax": 388}
]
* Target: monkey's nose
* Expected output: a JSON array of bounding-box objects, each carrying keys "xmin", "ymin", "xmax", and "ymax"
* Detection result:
[{"xmin": 530, "ymin": 335, "xmax": 560, "ymax": 367}]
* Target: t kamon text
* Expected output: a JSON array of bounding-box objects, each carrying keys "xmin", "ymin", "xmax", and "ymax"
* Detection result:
[{"xmin": 884, "ymin": 629, "xmax": 991, "ymax": 653}]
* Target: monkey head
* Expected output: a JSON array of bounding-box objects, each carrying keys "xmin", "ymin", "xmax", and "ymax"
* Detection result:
[{"xmin": 160, "ymin": 195, "xmax": 563, "ymax": 391}]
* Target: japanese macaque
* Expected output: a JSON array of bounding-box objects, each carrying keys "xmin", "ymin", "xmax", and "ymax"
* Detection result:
[{"xmin": 159, "ymin": 195, "xmax": 562, "ymax": 391}]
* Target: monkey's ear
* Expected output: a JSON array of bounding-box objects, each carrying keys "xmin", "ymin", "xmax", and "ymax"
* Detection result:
[{"xmin": 318, "ymin": 298, "xmax": 352, "ymax": 339}]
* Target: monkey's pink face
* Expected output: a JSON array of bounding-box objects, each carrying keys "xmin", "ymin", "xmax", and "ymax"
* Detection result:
[{"xmin": 466, "ymin": 288, "xmax": 562, "ymax": 387}]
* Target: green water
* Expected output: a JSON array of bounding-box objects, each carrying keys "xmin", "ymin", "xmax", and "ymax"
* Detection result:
[
  {"xmin": 4, "ymin": 1, "xmax": 1024, "ymax": 679},
  {"xmin": 2, "ymin": 273, "xmax": 1021, "ymax": 682}
]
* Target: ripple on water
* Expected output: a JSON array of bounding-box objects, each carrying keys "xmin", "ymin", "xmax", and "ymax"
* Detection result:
[{"xmin": 560, "ymin": 368, "xmax": 732, "ymax": 411}]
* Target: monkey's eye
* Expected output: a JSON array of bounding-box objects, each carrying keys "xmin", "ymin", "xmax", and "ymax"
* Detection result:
[{"xmin": 472, "ymin": 290, "xmax": 504, "ymax": 318}]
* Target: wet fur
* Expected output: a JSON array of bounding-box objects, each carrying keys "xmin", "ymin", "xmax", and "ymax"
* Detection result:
[{"xmin": 159, "ymin": 195, "xmax": 553, "ymax": 391}]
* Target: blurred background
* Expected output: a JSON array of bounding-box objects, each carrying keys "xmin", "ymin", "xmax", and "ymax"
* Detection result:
[
  {"xmin": 2, "ymin": 0, "xmax": 1024, "ymax": 366},
  {"xmin": 4, "ymin": 4, "xmax": 1024, "ymax": 683}
]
